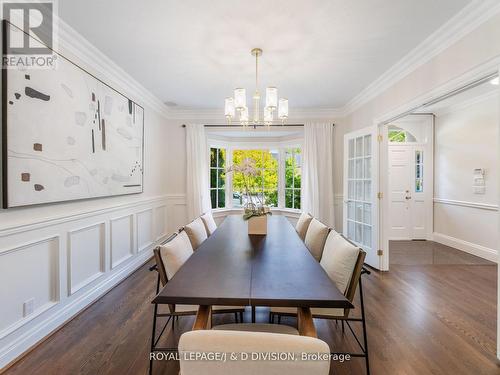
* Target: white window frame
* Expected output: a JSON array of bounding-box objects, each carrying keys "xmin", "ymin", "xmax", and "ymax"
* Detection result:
[{"xmin": 208, "ymin": 137, "xmax": 303, "ymax": 212}]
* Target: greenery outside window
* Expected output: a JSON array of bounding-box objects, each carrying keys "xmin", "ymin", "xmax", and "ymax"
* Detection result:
[
  {"xmin": 232, "ymin": 149, "xmax": 279, "ymax": 208},
  {"xmin": 210, "ymin": 147, "xmax": 226, "ymax": 208},
  {"xmin": 285, "ymin": 148, "xmax": 301, "ymax": 209}
]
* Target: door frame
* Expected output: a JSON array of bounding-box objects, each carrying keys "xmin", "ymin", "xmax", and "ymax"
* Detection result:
[{"xmin": 373, "ymin": 59, "xmax": 500, "ymax": 272}]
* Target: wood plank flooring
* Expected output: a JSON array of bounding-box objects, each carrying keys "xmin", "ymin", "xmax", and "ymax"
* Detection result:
[{"xmin": 2, "ymin": 241, "xmax": 499, "ymax": 375}]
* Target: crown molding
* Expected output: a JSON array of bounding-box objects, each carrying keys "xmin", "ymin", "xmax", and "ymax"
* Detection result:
[
  {"xmin": 341, "ymin": 0, "xmax": 500, "ymax": 116},
  {"xmin": 167, "ymin": 106, "xmax": 344, "ymax": 122},
  {"xmin": 56, "ymin": 17, "xmax": 172, "ymax": 119}
]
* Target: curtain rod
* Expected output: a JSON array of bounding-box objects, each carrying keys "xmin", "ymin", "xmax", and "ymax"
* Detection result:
[{"xmin": 181, "ymin": 124, "xmax": 335, "ymax": 128}]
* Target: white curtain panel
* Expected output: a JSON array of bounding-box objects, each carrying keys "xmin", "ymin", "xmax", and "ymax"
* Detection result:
[
  {"xmin": 302, "ymin": 122, "xmax": 335, "ymax": 227},
  {"xmin": 186, "ymin": 123, "xmax": 211, "ymax": 220}
]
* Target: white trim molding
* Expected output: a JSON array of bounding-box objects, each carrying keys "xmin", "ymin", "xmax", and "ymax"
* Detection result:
[
  {"xmin": 433, "ymin": 232, "xmax": 497, "ymax": 263},
  {"xmin": 433, "ymin": 198, "xmax": 499, "ymax": 211}
]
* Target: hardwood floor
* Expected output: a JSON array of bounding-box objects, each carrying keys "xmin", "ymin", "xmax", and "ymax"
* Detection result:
[{"xmin": 3, "ymin": 241, "xmax": 499, "ymax": 375}]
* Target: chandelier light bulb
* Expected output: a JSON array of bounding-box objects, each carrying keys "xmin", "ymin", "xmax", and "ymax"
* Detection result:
[
  {"xmin": 278, "ymin": 98, "xmax": 289, "ymax": 121},
  {"xmin": 224, "ymin": 97, "xmax": 235, "ymax": 120},
  {"xmin": 240, "ymin": 106, "xmax": 249, "ymax": 125},
  {"xmin": 234, "ymin": 88, "xmax": 247, "ymax": 110},
  {"xmin": 265, "ymin": 87, "xmax": 278, "ymax": 110},
  {"xmin": 264, "ymin": 106, "xmax": 273, "ymax": 124}
]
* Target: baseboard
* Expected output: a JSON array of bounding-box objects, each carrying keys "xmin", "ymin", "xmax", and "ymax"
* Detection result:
[
  {"xmin": 0, "ymin": 238, "xmax": 164, "ymax": 370},
  {"xmin": 432, "ymin": 232, "xmax": 498, "ymax": 263}
]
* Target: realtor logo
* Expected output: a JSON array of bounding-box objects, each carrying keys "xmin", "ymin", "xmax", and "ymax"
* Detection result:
[{"xmin": 1, "ymin": 0, "xmax": 58, "ymax": 68}]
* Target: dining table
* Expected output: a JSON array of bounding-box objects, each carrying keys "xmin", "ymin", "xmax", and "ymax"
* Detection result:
[{"xmin": 153, "ymin": 214, "xmax": 353, "ymax": 322}]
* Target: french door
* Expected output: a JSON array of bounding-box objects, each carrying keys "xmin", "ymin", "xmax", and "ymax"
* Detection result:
[{"xmin": 343, "ymin": 126, "xmax": 380, "ymax": 269}]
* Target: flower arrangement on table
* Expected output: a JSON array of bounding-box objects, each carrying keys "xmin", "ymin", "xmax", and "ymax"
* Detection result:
[{"xmin": 226, "ymin": 157, "xmax": 272, "ymax": 221}]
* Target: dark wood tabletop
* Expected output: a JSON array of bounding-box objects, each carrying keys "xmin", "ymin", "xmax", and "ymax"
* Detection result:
[{"xmin": 153, "ymin": 215, "xmax": 353, "ymax": 309}]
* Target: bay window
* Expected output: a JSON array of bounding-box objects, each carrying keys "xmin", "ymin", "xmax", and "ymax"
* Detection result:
[{"xmin": 208, "ymin": 143, "xmax": 301, "ymax": 210}]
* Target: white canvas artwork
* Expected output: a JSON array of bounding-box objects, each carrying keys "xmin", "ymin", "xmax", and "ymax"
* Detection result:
[{"xmin": 3, "ymin": 41, "xmax": 144, "ymax": 208}]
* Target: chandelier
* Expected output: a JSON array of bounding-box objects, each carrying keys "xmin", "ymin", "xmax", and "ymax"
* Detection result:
[{"xmin": 224, "ymin": 48, "xmax": 289, "ymax": 127}]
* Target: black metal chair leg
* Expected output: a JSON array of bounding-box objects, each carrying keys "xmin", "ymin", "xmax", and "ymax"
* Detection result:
[
  {"xmin": 278, "ymin": 315, "xmax": 281, "ymax": 324},
  {"xmin": 149, "ymin": 303, "xmax": 158, "ymax": 375},
  {"xmin": 358, "ymin": 275, "xmax": 370, "ymax": 375},
  {"xmin": 341, "ymin": 319, "xmax": 345, "ymax": 333},
  {"xmin": 234, "ymin": 312, "xmax": 238, "ymax": 323},
  {"xmin": 269, "ymin": 312, "xmax": 273, "ymax": 323},
  {"xmin": 251, "ymin": 306, "xmax": 256, "ymax": 323},
  {"xmin": 240, "ymin": 311, "xmax": 244, "ymax": 323}
]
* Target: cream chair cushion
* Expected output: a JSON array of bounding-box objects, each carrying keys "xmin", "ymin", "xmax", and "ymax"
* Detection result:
[
  {"xmin": 158, "ymin": 231, "xmax": 193, "ymax": 280},
  {"xmin": 295, "ymin": 212, "xmax": 313, "ymax": 240},
  {"xmin": 201, "ymin": 212, "xmax": 217, "ymax": 236},
  {"xmin": 179, "ymin": 329, "xmax": 330, "ymax": 375},
  {"xmin": 304, "ymin": 218, "xmax": 330, "ymax": 261},
  {"xmin": 320, "ymin": 232, "xmax": 360, "ymax": 294},
  {"xmin": 184, "ymin": 217, "xmax": 208, "ymax": 249}
]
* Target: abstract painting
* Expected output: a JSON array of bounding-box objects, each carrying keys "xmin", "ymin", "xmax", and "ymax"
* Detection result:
[{"xmin": 2, "ymin": 23, "xmax": 144, "ymax": 208}]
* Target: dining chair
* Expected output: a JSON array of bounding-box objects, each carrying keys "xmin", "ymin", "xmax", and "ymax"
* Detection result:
[
  {"xmin": 304, "ymin": 218, "xmax": 330, "ymax": 261},
  {"xmin": 200, "ymin": 212, "xmax": 217, "ymax": 236},
  {"xmin": 270, "ymin": 232, "xmax": 371, "ymax": 375},
  {"xmin": 183, "ymin": 217, "xmax": 208, "ymax": 250},
  {"xmin": 149, "ymin": 231, "xmax": 245, "ymax": 375},
  {"xmin": 178, "ymin": 306, "xmax": 331, "ymax": 375},
  {"xmin": 295, "ymin": 212, "xmax": 313, "ymax": 240}
]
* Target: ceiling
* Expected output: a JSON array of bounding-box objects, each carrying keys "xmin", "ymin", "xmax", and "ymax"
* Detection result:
[{"xmin": 59, "ymin": 0, "xmax": 472, "ymax": 109}]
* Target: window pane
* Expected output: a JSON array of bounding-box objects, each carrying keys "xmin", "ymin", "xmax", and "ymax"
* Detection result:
[
  {"xmin": 355, "ymin": 137, "xmax": 363, "ymax": 157},
  {"xmin": 364, "ymin": 181, "xmax": 371, "ymax": 201},
  {"xmin": 233, "ymin": 191, "xmax": 243, "ymax": 207},
  {"xmin": 348, "ymin": 139, "xmax": 355, "ymax": 159},
  {"xmin": 355, "ymin": 159, "xmax": 363, "ymax": 179},
  {"xmin": 293, "ymin": 189, "xmax": 301, "ymax": 209},
  {"xmin": 363, "ymin": 225, "xmax": 371, "ymax": 247},
  {"xmin": 348, "ymin": 160, "xmax": 354, "ymax": 179},
  {"xmin": 416, "ymin": 179, "xmax": 423, "ymax": 193},
  {"xmin": 364, "ymin": 157, "xmax": 371, "ymax": 178},
  {"xmin": 355, "ymin": 202, "xmax": 363, "ymax": 222},
  {"xmin": 364, "ymin": 135, "xmax": 372, "ymax": 156},
  {"xmin": 356, "ymin": 181, "xmax": 363, "ymax": 201},
  {"xmin": 355, "ymin": 223, "xmax": 362, "ymax": 243},
  {"xmin": 348, "ymin": 201, "xmax": 355, "ymax": 220},
  {"xmin": 264, "ymin": 190, "xmax": 278, "ymax": 207},
  {"xmin": 210, "ymin": 148, "xmax": 217, "ymax": 168},
  {"xmin": 218, "ymin": 148, "xmax": 226, "ymax": 168},
  {"xmin": 218, "ymin": 169, "xmax": 225, "ymax": 188},
  {"xmin": 210, "ymin": 169, "xmax": 217, "ymax": 188},
  {"xmin": 348, "ymin": 181, "xmax": 355, "ymax": 200},
  {"xmin": 364, "ymin": 203, "xmax": 371, "ymax": 225},
  {"xmin": 348, "ymin": 220, "xmax": 355, "ymax": 239},
  {"xmin": 293, "ymin": 167, "xmax": 301, "ymax": 189},
  {"xmin": 285, "ymin": 189, "xmax": 293, "ymax": 208},
  {"xmin": 218, "ymin": 189, "xmax": 225, "ymax": 208},
  {"xmin": 210, "ymin": 189, "xmax": 216, "ymax": 209}
]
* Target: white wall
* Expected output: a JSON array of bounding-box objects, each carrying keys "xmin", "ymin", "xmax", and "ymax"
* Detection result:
[
  {"xmin": 0, "ymin": 29, "xmax": 172, "ymax": 369},
  {"xmin": 433, "ymin": 94, "xmax": 498, "ymax": 260}
]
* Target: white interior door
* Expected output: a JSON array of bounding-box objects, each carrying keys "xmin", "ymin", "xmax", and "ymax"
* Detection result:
[
  {"xmin": 388, "ymin": 144, "xmax": 429, "ymax": 240},
  {"xmin": 343, "ymin": 126, "xmax": 379, "ymax": 269}
]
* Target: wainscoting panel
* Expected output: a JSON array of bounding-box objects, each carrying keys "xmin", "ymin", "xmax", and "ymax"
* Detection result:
[
  {"xmin": 68, "ymin": 223, "xmax": 105, "ymax": 295},
  {"xmin": 154, "ymin": 205, "xmax": 167, "ymax": 241},
  {"xmin": 110, "ymin": 215, "xmax": 134, "ymax": 269},
  {"xmin": 165, "ymin": 195, "xmax": 187, "ymax": 234},
  {"xmin": 0, "ymin": 195, "xmax": 170, "ymax": 370},
  {"xmin": 136, "ymin": 209, "xmax": 154, "ymax": 252},
  {"xmin": 0, "ymin": 236, "xmax": 60, "ymax": 339}
]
